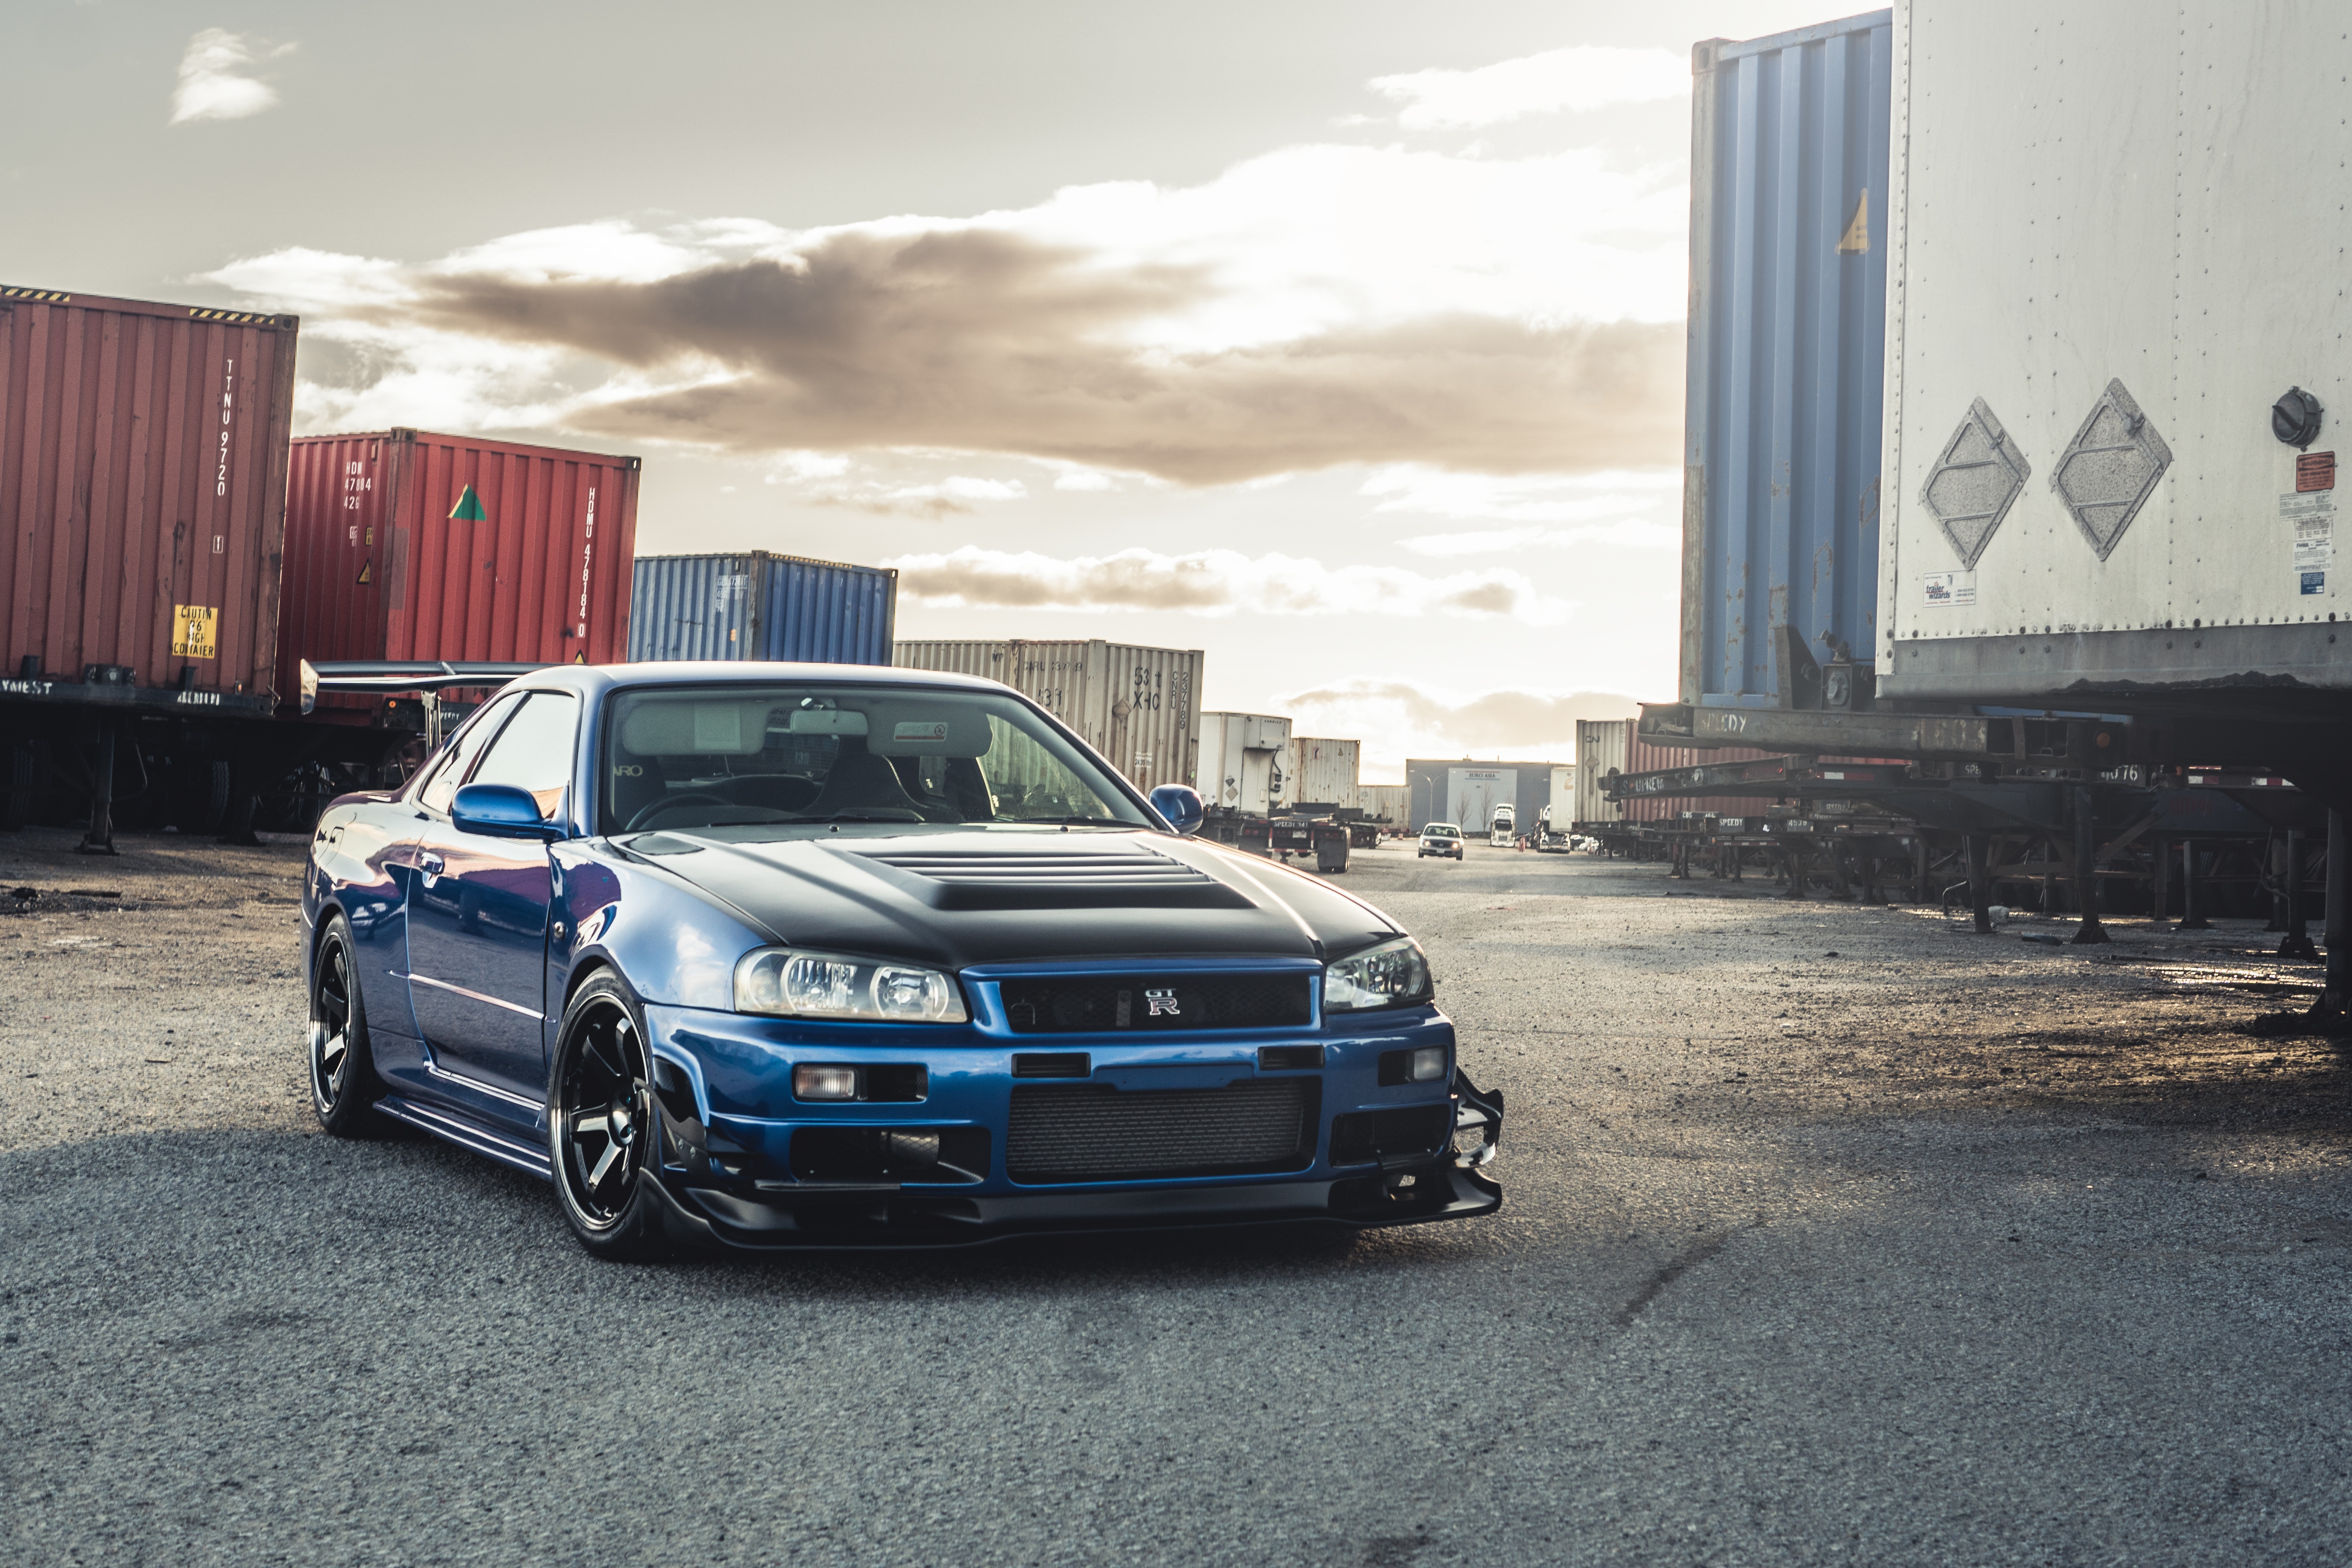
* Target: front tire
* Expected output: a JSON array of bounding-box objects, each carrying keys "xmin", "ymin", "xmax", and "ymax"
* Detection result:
[
  {"xmin": 309, "ymin": 913, "xmax": 387, "ymax": 1135},
  {"xmin": 549, "ymin": 973, "xmax": 668, "ymax": 1260}
]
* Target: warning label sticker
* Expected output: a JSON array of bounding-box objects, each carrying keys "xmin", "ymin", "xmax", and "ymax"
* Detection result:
[
  {"xmin": 2297, "ymin": 451, "xmax": 2336, "ymax": 492},
  {"xmin": 170, "ymin": 604, "xmax": 217, "ymax": 659},
  {"xmin": 893, "ymin": 721, "xmax": 950, "ymax": 743},
  {"xmin": 1922, "ymin": 570, "xmax": 1976, "ymax": 607},
  {"xmin": 2284, "ymin": 491, "xmax": 2335, "ymax": 576}
]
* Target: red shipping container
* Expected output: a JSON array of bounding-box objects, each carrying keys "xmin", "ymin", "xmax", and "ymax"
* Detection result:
[
  {"xmin": 279, "ymin": 428, "xmax": 640, "ymax": 711},
  {"xmin": 0, "ymin": 283, "xmax": 298, "ymax": 709}
]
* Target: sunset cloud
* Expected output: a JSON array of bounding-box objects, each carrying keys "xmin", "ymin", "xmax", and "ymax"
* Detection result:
[
  {"xmin": 203, "ymin": 138, "xmax": 1686, "ymax": 480},
  {"xmin": 1284, "ymin": 680, "xmax": 1638, "ymax": 767},
  {"xmin": 170, "ymin": 29, "xmax": 294, "ymax": 125},
  {"xmin": 886, "ymin": 546, "xmax": 1568, "ymax": 623}
]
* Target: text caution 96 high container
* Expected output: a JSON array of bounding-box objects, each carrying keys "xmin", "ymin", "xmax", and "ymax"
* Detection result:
[
  {"xmin": 893, "ymin": 638, "xmax": 1205, "ymax": 794},
  {"xmin": 0, "ymin": 283, "xmax": 298, "ymax": 713},
  {"xmin": 629, "ymin": 552, "xmax": 897, "ymax": 665},
  {"xmin": 279, "ymin": 429, "xmax": 640, "ymax": 712}
]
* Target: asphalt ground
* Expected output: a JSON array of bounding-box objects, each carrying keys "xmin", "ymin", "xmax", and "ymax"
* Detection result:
[{"xmin": 2, "ymin": 825, "xmax": 2347, "ymax": 1566}]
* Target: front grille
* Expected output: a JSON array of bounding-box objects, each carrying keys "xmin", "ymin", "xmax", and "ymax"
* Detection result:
[
  {"xmin": 1007, "ymin": 1080, "xmax": 1316, "ymax": 1182},
  {"xmin": 999, "ymin": 973, "xmax": 1312, "ymax": 1034},
  {"xmin": 1328, "ymin": 1105, "xmax": 1451, "ymax": 1167}
]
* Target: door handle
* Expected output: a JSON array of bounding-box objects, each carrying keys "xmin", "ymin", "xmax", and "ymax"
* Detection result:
[{"xmin": 418, "ymin": 851, "xmax": 446, "ymax": 884}]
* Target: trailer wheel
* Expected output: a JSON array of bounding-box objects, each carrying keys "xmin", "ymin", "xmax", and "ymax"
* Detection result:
[
  {"xmin": 171, "ymin": 758, "xmax": 232, "ymax": 835},
  {"xmin": 0, "ymin": 741, "xmax": 36, "ymax": 829}
]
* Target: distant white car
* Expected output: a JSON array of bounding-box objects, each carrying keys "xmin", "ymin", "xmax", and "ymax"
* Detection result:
[{"xmin": 1417, "ymin": 822, "xmax": 1465, "ymax": 860}]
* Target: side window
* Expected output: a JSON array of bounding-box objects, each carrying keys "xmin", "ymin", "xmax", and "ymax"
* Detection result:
[
  {"xmin": 470, "ymin": 692, "xmax": 580, "ymax": 821},
  {"xmin": 418, "ymin": 694, "xmax": 525, "ymax": 816}
]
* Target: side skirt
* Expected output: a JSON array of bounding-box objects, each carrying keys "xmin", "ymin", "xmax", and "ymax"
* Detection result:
[{"xmin": 374, "ymin": 1094, "xmax": 555, "ymax": 1182}]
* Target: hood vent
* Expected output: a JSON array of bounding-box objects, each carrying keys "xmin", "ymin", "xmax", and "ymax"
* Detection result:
[{"xmin": 854, "ymin": 846, "xmax": 1252, "ymax": 911}]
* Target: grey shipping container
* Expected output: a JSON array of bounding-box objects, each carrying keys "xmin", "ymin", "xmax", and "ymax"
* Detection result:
[
  {"xmin": 629, "ymin": 552, "xmax": 896, "ymax": 665},
  {"xmin": 1680, "ymin": 10, "xmax": 1892, "ymax": 710},
  {"xmin": 894, "ymin": 638, "xmax": 1204, "ymax": 795}
]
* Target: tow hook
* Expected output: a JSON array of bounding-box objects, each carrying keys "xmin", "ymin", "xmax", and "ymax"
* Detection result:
[{"xmin": 1451, "ymin": 1070, "xmax": 1503, "ymax": 1169}]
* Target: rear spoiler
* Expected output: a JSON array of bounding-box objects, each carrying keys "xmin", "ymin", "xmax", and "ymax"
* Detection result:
[{"xmin": 299, "ymin": 659, "xmax": 550, "ymax": 713}]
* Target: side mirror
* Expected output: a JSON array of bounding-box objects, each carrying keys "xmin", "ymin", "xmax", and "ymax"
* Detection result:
[
  {"xmin": 1148, "ymin": 784, "xmax": 1205, "ymax": 837},
  {"xmin": 452, "ymin": 782, "xmax": 564, "ymax": 841}
]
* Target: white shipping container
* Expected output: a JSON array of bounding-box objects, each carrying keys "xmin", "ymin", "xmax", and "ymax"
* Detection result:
[
  {"xmin": 1195, "ymin": 710, "xmax": 1293, "ymax": 814},
  {"xmin": 1573, "ymin": 720, "xmax": 1630, "ymax": 825},
  {"xmin": 1355, "ymin": 784, "xmax": 1408, "ymax": 826},
  {"xmin": 1879, "ymin": 0, "xmax": 2352, "ymax": 702},
  {"xmin": 1285, "ymin": 737, "xmax": 1361, "ymax": 808},
  {"xmin": 893, "ymin": 638, "xmax": 1204, "ymax": 793}
]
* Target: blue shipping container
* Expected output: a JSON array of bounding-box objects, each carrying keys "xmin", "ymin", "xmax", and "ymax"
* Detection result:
[
  {"xmin": 628, "ymin": 552, "xmax": 898, "ymax": 665},
  {"xmin": 1679, "ymin": 9, "xmax": 1891, "ymax": 708}
]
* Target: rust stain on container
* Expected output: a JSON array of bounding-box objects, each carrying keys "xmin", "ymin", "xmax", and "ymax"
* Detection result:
[
  {"xmin": 279, "ymin": 429, "xmax": 641, "ymax": 712},
  {"xmin": 0, "ymin": 285, "xmax": 297, "ymax": 697}
]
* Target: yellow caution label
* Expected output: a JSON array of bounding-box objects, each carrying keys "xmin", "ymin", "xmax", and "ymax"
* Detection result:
[
  {"xmin": 170, "ymin": 604, "xmax": 217, "ymax": 659},
  {"xmin": 1837, "ymin": 188, "xmax": 1870, "ymax": 253},
  {"xmin": 357, "ymin": 558, "xmax": 374, "ymax": 585}
]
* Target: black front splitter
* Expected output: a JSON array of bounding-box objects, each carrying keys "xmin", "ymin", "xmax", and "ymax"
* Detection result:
[{"xmin": 646, "ymin": 1160, "xmax": 1501, "ymax": 1252}]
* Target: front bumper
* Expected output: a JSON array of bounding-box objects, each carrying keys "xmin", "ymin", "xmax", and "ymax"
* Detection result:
[{"xmin": 638, "ymin": 1001, "xmax": 1504, "ymax": 1250}]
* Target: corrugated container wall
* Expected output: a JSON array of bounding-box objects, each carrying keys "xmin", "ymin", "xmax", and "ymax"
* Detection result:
[
  {"xmin": 893, "ymin": 639, "xmax": 1204, "ymax": 794},
  {"xmin": 1879, "ymin": 0, "xmax": 2352, "ymax": 707},
  {"xmin": 1680, "ymin": 11, "xmax": 1892, "ymax": 709},
  {"xmin": 1355, "ymin": 784, "xmax": 1408, "ymax": 826},
  {"xmin": 0, "ymin": 286, "xmax": 298, "ymax": 705},
  {"xmin": 280, "ymin": 429, "xmax": 639, "ymax": 708},
  {"xmin": 1285, "ymin": 737, "xmax": 1361, "ymax": 807},
  {"xmin": 629, "ymin": 552, "xmax": 896, "ymax": 665},
  {"xmin": 1573, "ymin": 720, "xmax": 1632, "ymax": 824},
  {"xmin": 1621, "ymin": 732, "xmax": 1788, "ymax": 822}
]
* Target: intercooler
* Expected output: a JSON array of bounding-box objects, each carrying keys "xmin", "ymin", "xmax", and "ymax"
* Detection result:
[{"xmin": 1005, "ymin": 1079, "xmax": 1315, "ymax": 1183}]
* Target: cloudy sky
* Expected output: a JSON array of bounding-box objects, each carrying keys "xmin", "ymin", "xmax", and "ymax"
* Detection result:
[{"xmin": 8, "ymin": 0, "xmax": 1840, "ymax": 779}]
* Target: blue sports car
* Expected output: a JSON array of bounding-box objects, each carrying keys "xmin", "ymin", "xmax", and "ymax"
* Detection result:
[{"xmin": 301, "ymin": 663, "xmax": 1502, "ymax": 1256}]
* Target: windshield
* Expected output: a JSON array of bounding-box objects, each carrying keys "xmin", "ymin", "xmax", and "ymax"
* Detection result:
[
  {"xmin": 600, "ymin": 682, "xmax": 1153, "ymax": 836},
  {"xmin": 1426, "ymin": 824, "xmax": 1459, "ymax": 837}
]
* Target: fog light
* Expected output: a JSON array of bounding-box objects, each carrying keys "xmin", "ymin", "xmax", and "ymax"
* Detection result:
[
  {"xmin": 793, "ymin": 1065, "xmax": 858, "ymax": 1101},
  {"xmin": 1410, "ymin": 1046, "xmax": 1447, "ymax": 1082}
]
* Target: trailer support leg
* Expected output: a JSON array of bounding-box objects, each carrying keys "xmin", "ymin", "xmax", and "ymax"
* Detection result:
[
  {"xmin": 2150, "ymin": 836, "xmax": 2172, "ymax": 928},
  {"xmin": 1958, "ymin": 833, "xmax": 1991, "ymax": 932},
  {"xmin": 76, "ymin": 718, "xmax": 119, "ymax": 857},
  {"xmin": 1782, "ymin": 842, "xmax": 1808, "ymax": 901},
  {"xmin": 2265, "ymin": 836, "xmax": 2288, "ymax": 931},
  {"xmin": 2179, "ymin": 840, "xmax": 2211, "ymax": 931},
  {"xmin": 1914, "ymin": 838, "xmax": 1930, "ymax": 905},
  {"xmin": 2281, "ymin": 827, "xmax": 2318, "ymax": 960},
  {"xmin": 2070, "ymin": 787, "xmax": 2109, "ymax": 944},
  {"xmin": 2319, "ymin": 811, "xmax": 2350, "ymax": 1021}
]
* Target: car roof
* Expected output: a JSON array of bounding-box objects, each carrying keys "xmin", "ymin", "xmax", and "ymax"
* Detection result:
[{"xmin": 497, "ymin": 661, "xmax": 1018, "ymax": 702}]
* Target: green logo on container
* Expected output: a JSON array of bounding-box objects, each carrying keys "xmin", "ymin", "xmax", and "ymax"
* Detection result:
[{"xmin": 449, "ymin": 485, "xmax": 488, "ymax": 522}]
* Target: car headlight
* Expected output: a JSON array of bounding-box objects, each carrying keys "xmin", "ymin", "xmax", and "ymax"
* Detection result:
[
  {"xmin": 1322, "ymin": 935, "xmax": 1434, "ymax": 1013},
  {"xmin": 733, "ymin": 948, "xmax": 969, "ymax": 1023}
]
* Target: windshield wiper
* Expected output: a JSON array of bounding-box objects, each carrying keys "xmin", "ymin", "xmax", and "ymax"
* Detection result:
[
  {"xmin": 795, "ymin": 809, "xmax": 926, "ymax": 824},
  {"xmin": 1002, "ymin": 817, "xmax": 1135, "ymax": 828}
]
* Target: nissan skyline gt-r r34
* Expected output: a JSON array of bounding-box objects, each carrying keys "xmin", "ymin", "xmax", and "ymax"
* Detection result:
[{"xmin": 301, "ymin": 663, "xmax": 1502, "ymax": 1256}]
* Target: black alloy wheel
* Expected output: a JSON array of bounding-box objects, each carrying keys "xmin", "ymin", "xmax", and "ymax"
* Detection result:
[
  {"xmin": 309, "ymin": 912, "xmax": 386, "ymax": 1135},
  {"xmin": 549, "ymin": 975, "xmax": 667, "ymax": 1259}
]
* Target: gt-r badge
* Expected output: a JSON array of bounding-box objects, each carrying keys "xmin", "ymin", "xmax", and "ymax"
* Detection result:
[{"xmin": 1145, "ymin": 987, "xmax": 1180, "ymax": 1017}]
